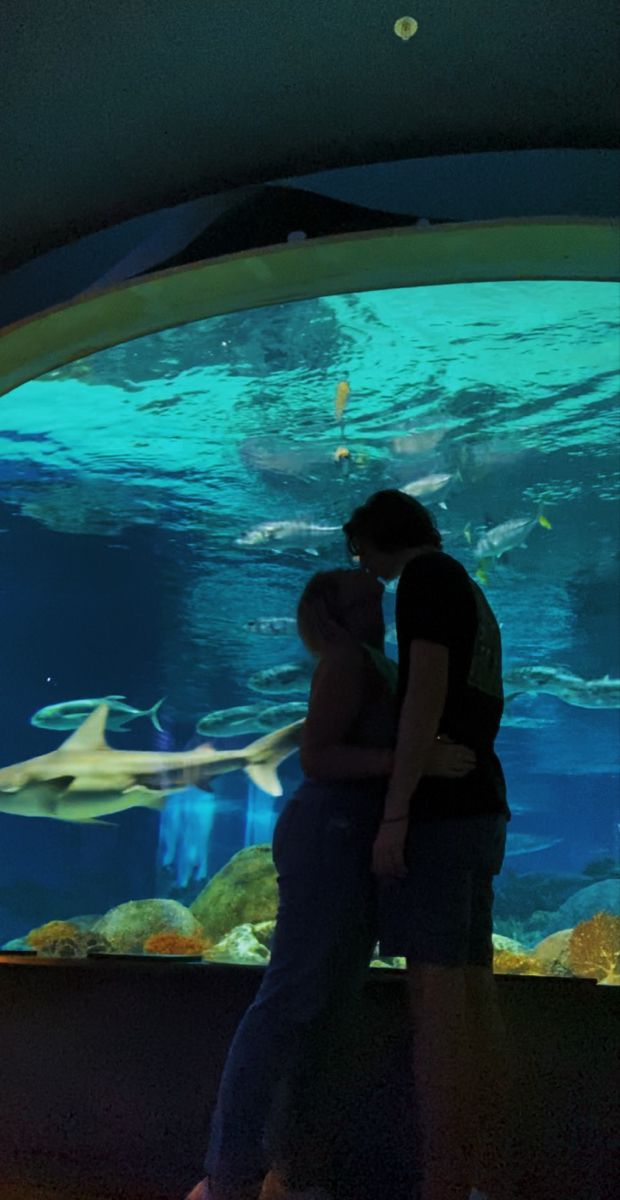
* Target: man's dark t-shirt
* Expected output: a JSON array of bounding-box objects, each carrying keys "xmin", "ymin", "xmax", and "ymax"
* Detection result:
[{"xmin": 396, "ymin": 550, "xmax": 509, "ymax": 821}]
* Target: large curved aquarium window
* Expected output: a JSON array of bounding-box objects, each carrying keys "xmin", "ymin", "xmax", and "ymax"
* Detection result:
[{"xmin": 1, "ymin": 275, "xmax": 619, "ymax": 982}]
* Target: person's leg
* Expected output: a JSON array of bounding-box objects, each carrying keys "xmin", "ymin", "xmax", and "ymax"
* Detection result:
[
  {"xmin": 406, "ymin": 961, "xmax": 474, "ymax": 1200},
  {"xmin": 464, "ymin": 963, "xmax": 510, "ymax": 1198},
  {"xmin": 465, "ymin": 820, "xmax": 512, "ymax": 1198},
  {"xmin": 200, "ymin": 796, "xmax": 377, "ymax": 1200}
]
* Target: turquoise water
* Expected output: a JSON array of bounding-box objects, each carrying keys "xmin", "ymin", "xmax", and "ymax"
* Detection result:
[{"xmin": 1, "ymin": 280, "xmax": 619, "ymax": 976}]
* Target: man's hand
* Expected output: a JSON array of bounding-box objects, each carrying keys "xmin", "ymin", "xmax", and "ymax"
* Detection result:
[{"xmin": 371, "ymin": 819, "xmax": 408, "ymax": 878}]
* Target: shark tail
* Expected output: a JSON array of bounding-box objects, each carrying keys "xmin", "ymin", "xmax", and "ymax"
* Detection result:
[
  {"xmin": 146, "ymin": 697, "xmax": 167, "ymax": 732},
  {"xmin": 242, "ymin": 720, "xmax": 305, "ymax": 797}
]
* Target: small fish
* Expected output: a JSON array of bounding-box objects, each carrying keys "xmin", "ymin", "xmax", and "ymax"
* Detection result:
[
  {"xmin": 400, "ymin": 472, "xmax": 454, "ymax": 500},
  {"xmin": 505, "ymin": 833, "xmax": 563, "ymax": 857},
  {"xmin": 473, "ymin": 511, "xmax": 552, "ymax": 582},
  {"xmin": 30, "ymin": 695, "xmax": 166, "ymax": 733},
  {"xmin": 196, "ymin": 704, "xmax": 268, "ymax": 738},
  {"xmin": 248, "ymin": 661, "xmax": 313, "ymax": 696},
  {"xmin": 235, "ymin": 521, "xmax": 342, "ymax": 549},
  {"xmin": 257, "ymin": 702, "xmax": 309, "ymax": 731},
  {"xmin": 335, "ymin": 380, "xmax": 350, "ymax": 420},
  {"xmin": 503, "ymin": 665, "xmax": 620, "ymax": 710},
  {"xmin": 245, "ymin": 617, "xmax": 298, "ymax": 637}
]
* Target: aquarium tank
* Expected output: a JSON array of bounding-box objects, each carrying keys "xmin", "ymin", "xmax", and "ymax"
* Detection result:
[{"xmin": 1, "ymin": 279, "xmax": 619, "ymax": 983}]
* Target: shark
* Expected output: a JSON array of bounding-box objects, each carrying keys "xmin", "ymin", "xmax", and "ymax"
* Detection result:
[{"xmin": 0, "ymin": 704, "xmax": 303, "ymax": 823}]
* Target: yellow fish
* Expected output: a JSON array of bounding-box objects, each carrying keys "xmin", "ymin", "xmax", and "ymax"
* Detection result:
[{"xmin": 335, "ymin": 380, "xmax": 350, "ymax": 420}]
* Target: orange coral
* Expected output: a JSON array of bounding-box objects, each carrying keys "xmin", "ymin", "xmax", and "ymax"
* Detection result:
[
  {"xmin": 143, "ymin": 931, "xmax": 208, "ymax": 956},
  {"xmin": 27, "ymin": 920, "xmax": 80, "ymax": 950},
  {"xmin": 493, "ymin": 949, "xmax": 546, "ymax": 976},
  {"xmin": 568, "ymin": 911, "xmax": 620, "ymax": 985}
]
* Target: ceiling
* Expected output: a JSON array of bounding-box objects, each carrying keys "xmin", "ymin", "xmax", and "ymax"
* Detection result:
[{"xmin": 1, "ymin": 0, "xmax": 619, "ymax": 271}]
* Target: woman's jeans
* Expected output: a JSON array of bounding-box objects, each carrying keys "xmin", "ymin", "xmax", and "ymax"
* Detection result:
[{"xmin": 203, "ymin": 779, "xmax": 383, "ymax": 1189}]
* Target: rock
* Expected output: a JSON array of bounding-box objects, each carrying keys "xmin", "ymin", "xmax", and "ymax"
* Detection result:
[
  {"xmin": 492, "ymin": 933, "xmax": 526, "ymax": 955},
  {"xmin": 532, "ymin": 928, "xmax": 573, "ymax": 974},
  {"xmin": 94, "ymin": 899, "xmax": 202, "ymax": 953},
  {"xmin": 206, "ymin": 923, "xmax": 271, "ymax": 965},
  {"xmin": 2, "ymin": 937, "xmax": 33, "ymax": 952},
  {"xmin": 191, "ymin": 844, "xmax": 278, "ymax": 943},
  {"xmin": 554, "ymin": 879, "xmax": 620, "ymax": 927}
]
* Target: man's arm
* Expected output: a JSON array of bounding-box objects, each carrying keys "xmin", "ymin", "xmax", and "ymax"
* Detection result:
[{"xmin": 381, "ymin": 639, "xmax": 449, "ymax": 821}]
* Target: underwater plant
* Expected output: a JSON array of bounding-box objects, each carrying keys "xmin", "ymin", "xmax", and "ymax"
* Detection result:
[
  {"xmin": 492, "ymin": 949, "xmax": 547, "ymax": 976},
  {"xmin": 567, "ymin": 911, "xmax": 620, "ymax": 985},
  {"xmin": 143, "ymin": 931, "xmax": 209, "ymax": 955}
]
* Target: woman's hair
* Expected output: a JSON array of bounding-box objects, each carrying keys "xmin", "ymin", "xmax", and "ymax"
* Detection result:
[
  {"xmin": 296, "ymin": 570, "xmax": 350, "ymax": 653},
  {"xmin": 343, "ymin": 489, "xmax": 442, "ymax": 553}
]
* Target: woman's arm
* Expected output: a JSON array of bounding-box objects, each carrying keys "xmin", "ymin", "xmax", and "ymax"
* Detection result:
[{"xmin": 300, "ymin": 646, "xmax": 393, "ymax": 780}]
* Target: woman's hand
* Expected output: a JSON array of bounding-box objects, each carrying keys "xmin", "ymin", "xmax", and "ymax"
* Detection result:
[
  {"xmin": 425, "ymin": 735, "xmax": 476, "ymax": 778},
  {"xmin": 371, "ymin": 818, "xmax": 408, "ymax": 878}
]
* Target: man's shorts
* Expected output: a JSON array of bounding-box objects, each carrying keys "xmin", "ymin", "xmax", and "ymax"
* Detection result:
[{"xmin": 378, "ymin": 813, "xmax": 507, "ymax": 967}]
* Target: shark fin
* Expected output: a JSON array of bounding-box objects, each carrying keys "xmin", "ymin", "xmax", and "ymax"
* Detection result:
[
  {"xmin": 46, "ymin": 776, "xmax": 76, "ymax": 789},
  {"xmin": 242, "ymin": 720, "xmax": 304, "ymax": 796},
  {"xmin": 245, "ymin": 762, "xmax": 283, "ymax": 797},
  {"xmin": 59, "ymin": 705, "xmax": 110, "ymax": 751}
]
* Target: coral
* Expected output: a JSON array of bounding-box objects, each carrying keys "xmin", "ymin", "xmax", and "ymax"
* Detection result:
[
  {"xmin": 26, "ymin": 920, "xmax": 111, "ymax": 958},
  {"xmin": 205, "ymin": 922, "xmax": 272, "ymax": 965},
  {"xmin": 581, "ymin": 857, "xmax": 620, "ymax": 881},
  {"xmin": 191, "ymin": 844, "xmax": 279, "ymax": 943},
  {"xmin": 567, "ymin": 911, "xmax": 620, "ymax": 986},
  {"xmin": 27, "ymin": 920, "xmax": 80, "ymax": 951},
  {"xmin": 493, "ymin": 870, "xmax": 584, "ymax": 923},
  {"xmin": 94, "ymin": 898, "xmax": 203, "ymax": 953},
  {"xmin": 492, "ymin": 949, "xmax": 546, "ymax": 976},
  {"xmin": 143, "ymin": 932, "xmax": 208, "ymax": 956}
]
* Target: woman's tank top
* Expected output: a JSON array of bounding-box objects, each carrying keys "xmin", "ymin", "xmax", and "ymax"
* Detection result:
[{"xmin": 345, "ymin": 644, "xmax": 398, "ymax": 750}]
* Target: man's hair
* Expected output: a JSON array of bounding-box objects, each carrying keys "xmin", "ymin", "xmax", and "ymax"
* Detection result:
[{"xmin": 343, "ymin": 489, "xmax": 442, "ymax": 553}]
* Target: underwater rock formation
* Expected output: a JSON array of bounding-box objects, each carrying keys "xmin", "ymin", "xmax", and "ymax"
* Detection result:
[
  {"xmin": 554, "ymin": 879, "xmax": 620, "ymax": 927},
  {"xmin": 205, "ymin": 922, "xmax": 272, "ymax": 965},
  {"xmin": 532, "ymin": 928, "xmax": 573, "ymax": 975},
  {"xmin": 191, "ymin": 844, "xmax": 278, "ymax": 943},
  {"xmin": 94, "ymin": 898, "xmax": 202, "ymax": 953}
]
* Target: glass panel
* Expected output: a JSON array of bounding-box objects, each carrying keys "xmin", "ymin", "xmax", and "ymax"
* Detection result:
[{"xmin": 1, "ymin": 280, "xmax": 618, "ymax": 981}]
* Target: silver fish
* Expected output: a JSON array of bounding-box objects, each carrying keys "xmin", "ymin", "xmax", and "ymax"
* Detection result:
[
  {"xmin": 474, "ymin": 513, "xmax": 551, "ymax": 562},
  {"xmin": 235, "ymin": 520, "xmax": 342, "ymax": 549},
  {"xmin": 258, "ymin": 702, "xmax": 309, "ymax": 731},
  {"xmin": 30, "ymin": 695, "xmax": 166, "ymax": 733},
  {"xmin": 195, "ymin": 704, "xmax": 268, "ymax": 738},
  {"xmin": 400, "ymin": 472, "xmax": 454, "ymax": 500},
  {"xmin": 0, "ymin": 705, "xmax": 304, "ymax": 821},
  {"xmin": 248, "ymin": 661, "xmax": 313, "ymax": 695},
  {"xmin": 245, "ymin": 617, "xmax": 298, "ymax": 636},
  {"xmin": 504, "ymin": 665, "xmax": 620, "ymax": 710}
]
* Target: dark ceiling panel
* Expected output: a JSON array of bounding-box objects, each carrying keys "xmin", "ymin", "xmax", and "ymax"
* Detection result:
[{"xmin": 2, "ymin": 0, "xmax": 619, "ymax": 269}]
